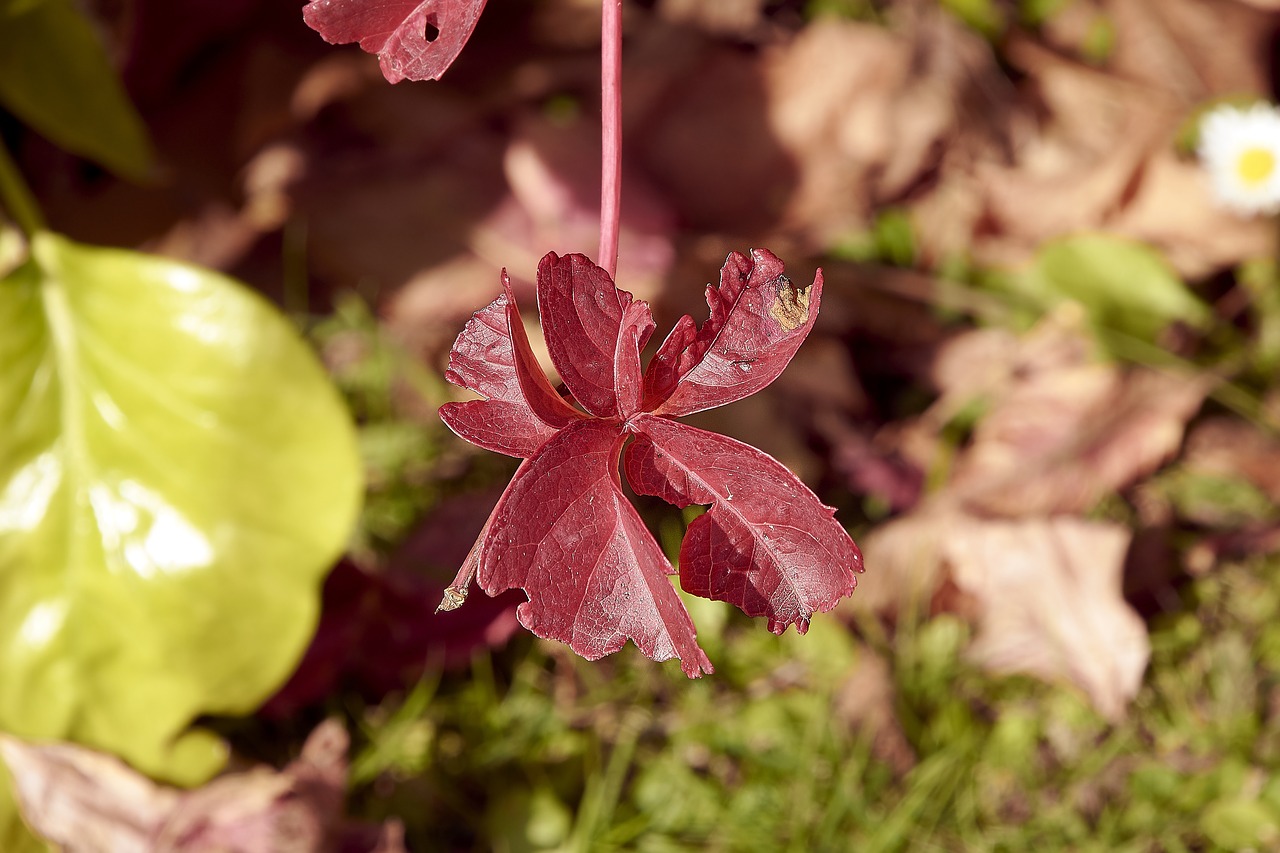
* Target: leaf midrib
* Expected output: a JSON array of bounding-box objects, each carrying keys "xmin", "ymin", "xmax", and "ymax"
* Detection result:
[{"xmin": 34, "ymin": 238, "xmax": 92, "ymax": 722}]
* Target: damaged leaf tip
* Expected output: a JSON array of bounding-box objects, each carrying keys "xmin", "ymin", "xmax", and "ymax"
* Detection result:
[
  {"xmin": 769, "ymin": 274, "xmax": 813, "ymax": 332},
  {"xmin": 436, "ymin": 587, "xmax": 468, "ymax": 613}
]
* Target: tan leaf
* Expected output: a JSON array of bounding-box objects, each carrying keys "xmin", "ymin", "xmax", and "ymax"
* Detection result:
[
  {"xmin": 1103, "ymin": 0, "xmax": 1274, "ymax": 101},
  {"xmin": 956, "ymin": 366, "xmax": 1205, "ymax": 516},
  {"xmin": 764, "ymin": 11, "xmax": 1009, "ymax": 247},
  {"xmin": 974, "ymin": 38, "xmax": 1179, "ymax": 258},
  {"xmin": 1110, "ymin": 147, "xmax": 1273, "ymax": 279},
  {"xmin": 850, "ymin": 501, "xmax": 954, "ymax": 616},
  {"xmin": 944, "ymin": 517, "xmax": 1149, "ymax": 721},
  {"xmin": 1, "ymin": 722, "xmax": 403, "ymax": 853},
  {"xmin": 657, "ymin": 0, "xmax": 767, "ymax": 38},
  {"xmin": 0, "ymin": 736, "xmax": 179, "ymax": 853},
  {"xmin": 934, "ymin": 314, "xmax": 1207, "ymax": 516}
]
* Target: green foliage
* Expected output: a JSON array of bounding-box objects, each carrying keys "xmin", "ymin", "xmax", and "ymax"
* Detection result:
[
  {"xmin": 1015, "ymin": 233, "xmax": 1212, "ymax": 342},
  {"xmin": 1079, "ymin": 14, "xmax": 1116, "ymax": 65},
  {"xmin": 308, "ymin": 295, "xmax": 446, "ymax": 553},
  {"xmin": 0, "ymin": 232, "xmax": 361, "ymax": 844},
  {"xmin": 804, "ymin": 0, "xmax": 879, "ymax": 22},
  {"xmin": 831, "ymin": 208, "xmax": 918, "ymax": 268},
  {"xmin": 0, "ymin": 0, "xmax": 153, "ymax": 179},
  {"xmin": 1018, "ymin": 0, "xmax": 1072, "ymax": 27},
  {"xmin": 941, "ymin": 0, "xmax": 1006, "ymax": 39}
]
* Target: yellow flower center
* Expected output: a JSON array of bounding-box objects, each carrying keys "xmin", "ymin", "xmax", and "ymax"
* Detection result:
[{"xmin": 1236, "ymin": 146, "xmax": 1277, "ymax": 187}]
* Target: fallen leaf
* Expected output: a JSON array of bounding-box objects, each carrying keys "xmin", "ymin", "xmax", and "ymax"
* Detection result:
[
  {"xmin": 931, "ymin": 313, "xmax": 1207, "ymax": 516},
  {"xmin": 763, "ymin": 10, "xmax": 1009, "ymax": 246},
  {"xmin": 629, "ymin": 31, "xmax": 798, "ymax": 234},
  {"xmin": 1110, "ymin": 147, "xmax": 1273, "ymax": 279},
  {"xmin": 1, "ymin": 722, "xmax": 403, "ymax": 853},
  {"xmin": 472, "ymin": 114, "xmax": 676, "ymax": 302},
  {"xmin": 944, "ymin": 516, "xmax": 1149, "ymax": 721},
  {"xmin": 1103, "ymin": 0, "xmax": 1274, "ymax": 101},
  {"xmin": 657, "ymin": 0, "xmax": 768, "ymax": 38}
]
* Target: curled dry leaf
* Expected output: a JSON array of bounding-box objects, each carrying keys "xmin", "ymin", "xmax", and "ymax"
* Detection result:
[
  {"xmin": 438, "ymin": 250, "xmax": 862, "ymax": 676},
  {"xmin": 0, "ymin": 721, "xmax": 404, "ymax": 853},
  {"xmin": 762, "ymin": 11, "xmax": 1007, "ymax": 246},
  {"xmin": 935, "ymin": 314, "xmax": 1207, "ymax": 516},
  {"xmin": 953, "ymin": 365, "xmax": 1207, "ymax": 516}
]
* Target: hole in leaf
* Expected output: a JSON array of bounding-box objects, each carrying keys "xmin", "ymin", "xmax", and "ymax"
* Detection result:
[{"xmin": 424, "ymin": 18, "xmax": 440, "ymax": 43}]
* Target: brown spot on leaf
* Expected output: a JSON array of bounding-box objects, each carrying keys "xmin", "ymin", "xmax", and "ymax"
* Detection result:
[{"xmin": 769, "ymin": 276, "xmax": 811, "ymax": 331}]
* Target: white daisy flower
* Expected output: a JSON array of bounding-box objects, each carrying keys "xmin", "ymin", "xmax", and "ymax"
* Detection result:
[{"xmin": 1198, "ymin": 102, "xmax": 1280, "ymax": 217}]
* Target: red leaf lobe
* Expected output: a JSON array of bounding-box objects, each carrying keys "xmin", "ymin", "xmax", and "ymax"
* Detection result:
[
  {"xmin": 302, "ymin": 0, "xmax": 489, "ymax": 83},
  {"xmin": 626, "ymin": 415, "xmax": 862, "ymax": 634},
  {"xmin": 439, "ymin": 272, "xmax": 583, "ymax": 458},
  {"xmin": 478, "ymin": 419, "xmax": 713, "ymax": 677},
  {"xmin": 644, "ymin": 249, "xmax": 823, "ymax": 417},
  {"xmin": 537, "ymin": 252, "xmax": 654, "ymax": 420}
]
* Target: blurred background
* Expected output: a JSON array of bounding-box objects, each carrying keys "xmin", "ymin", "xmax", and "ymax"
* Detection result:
[{"xmin": 7, "ymin": 0, "xmax": 1280, "ymax": 849}]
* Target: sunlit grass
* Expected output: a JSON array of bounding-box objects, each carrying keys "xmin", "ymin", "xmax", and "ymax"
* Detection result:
[{"xmin": 335, "ymin": 555, "xmax": 1280, "ymax": 851}]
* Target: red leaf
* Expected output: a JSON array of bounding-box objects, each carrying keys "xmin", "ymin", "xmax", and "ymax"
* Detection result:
[
  {"xmin": 439, "ymin": 250, "xmax": 858, "ymax": 675},
  {"xmin": 537, "ymin": 252, "xmax": 655, "ymax": 419},
  {"xmin": 477, "ymin": 419, "xmax": 713, "ymax": 676},
  {"xmin": 440, "ymin": 271, "xmax": 583, "ymax": 457},
  {"xmin": 644, "ymin": 249, "xmax": 823, "ymax": 417},
  {"xmin": 626, "ymin": 414, "xmax": 863, "ymax": 634},
  {"xmin": 302, "ymin": 0, "xmax": 488, "ymax": 84}
]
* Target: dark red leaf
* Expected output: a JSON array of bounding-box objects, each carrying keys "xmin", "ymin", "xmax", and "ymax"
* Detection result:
[
  {"xmin": 302, "ymin": 0, "xmax": 488, "ymax": 84},
  {"xmin": 537, "ymin": 252, "xmax": 655, "ymax": 419},
  {"xmin": 440, "ymin": 272, "xmax": 583, "ymax": 458},
  {"xmin": 626, "ymin": 414, "xmax": 863, "ymax": 634},
  {"xmin": 644, "ymin": 249, "xmax": 823, "ymax": 417},
  {"xmin": 477, "ymin": 419, "xmax": 713, "ymax": 676}
]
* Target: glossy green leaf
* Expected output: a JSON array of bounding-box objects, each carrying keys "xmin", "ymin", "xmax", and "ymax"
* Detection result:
[
  {"xmin": 0, "ymin": 0, "xmax": 153, "ymax": 179},
  {"xmin": 1021, "ymin": 234, "xmax": 1211, "ymax": 341},
  {"xmin": 0, "ymin": 233, "xmax": 361, "ymax": 784}
]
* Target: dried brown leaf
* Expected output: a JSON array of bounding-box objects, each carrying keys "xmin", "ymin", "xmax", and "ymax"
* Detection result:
[
  {"xmin": 944, "ymin": 517, "xmax": 1149, "ymax": 721},
  {"xmin": 955, "ymin": 365, "xmax": 1205, "ymax": 516},
  {"xmin": 763, "ymin": 13, "xmax": 999, "ymax": 245},
  {"xmin": 0, "ymin": 736, "xmax": 179, "ymax": 853},
  {"xmin": 851, "ymin": 501, "xmax": 954, "ymax": 615},
  {"xmin": 853, "ymin": 504, "xmax": 1150, "ymax": 720},
  {"xmin": 1103, "ymin": 0, "xmax": 1274, "ymax": 101},
  {"xmin": 657, "ymin": 0, "xmax": 767, "ymax": 38},
  {"xmin": 1110, "ymin": 147, "xmax": 1273, "ymax": 279},
  {"xmin": 1, "ymin": 722, "xmax": 403, "ymax": 853},
  {"xmin": 931, "ymin": 314, "xmax": 1207, "ymax": 516}
]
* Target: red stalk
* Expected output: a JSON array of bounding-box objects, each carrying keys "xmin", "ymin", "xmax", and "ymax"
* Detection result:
[{"xmin": 599, "ymin": 0, "xmax": 623, "ymax": 280}]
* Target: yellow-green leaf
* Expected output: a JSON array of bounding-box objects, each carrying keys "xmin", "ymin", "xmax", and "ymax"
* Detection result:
[{"xmin": 0, "ymin": 233, "xmax": 361, "ymax": 786}]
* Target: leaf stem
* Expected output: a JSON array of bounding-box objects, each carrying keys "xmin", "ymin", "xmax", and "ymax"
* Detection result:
[
  {"xmin": 0, "ymin": 139, "xmax": 46, "ymax": 236},
  {"xmin": 598, "ymin": 0, "xmax": 622, "ymax": 280}
]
